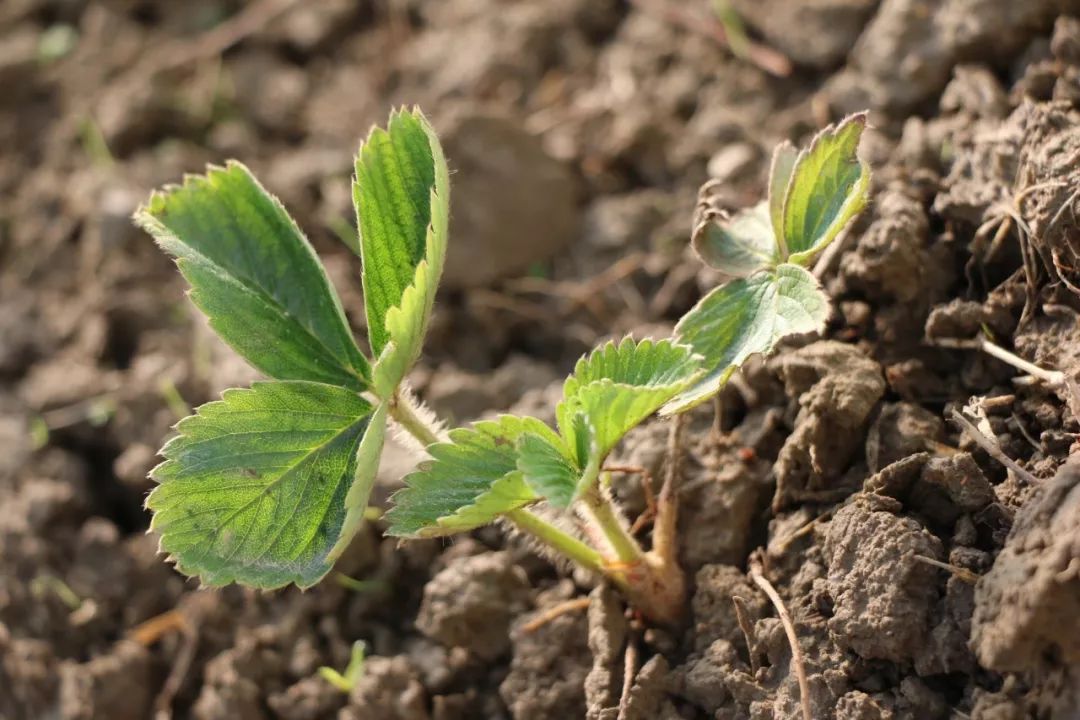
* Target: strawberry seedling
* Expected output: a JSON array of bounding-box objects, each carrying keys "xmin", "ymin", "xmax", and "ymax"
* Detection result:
[{"xmin": 136, "ymin": 108, "xmax": 869, "ymax": 624}]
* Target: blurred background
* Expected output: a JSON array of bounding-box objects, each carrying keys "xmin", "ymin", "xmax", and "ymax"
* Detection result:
[{"xmin": 2, "ymin": 0, "xmax": 1079, "ymax": 718}]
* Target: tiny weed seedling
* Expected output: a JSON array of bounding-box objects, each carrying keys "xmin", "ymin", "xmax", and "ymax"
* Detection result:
[
  {"xmin": 318, "ymin": 640, "xmax": 367, "ymax": 693},
  {"xmin": 137, "ymin": 109, "xmax": 869, "ymax": 625}
]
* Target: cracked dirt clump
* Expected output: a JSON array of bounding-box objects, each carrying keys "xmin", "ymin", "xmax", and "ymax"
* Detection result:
[
  {"xmin": 340, "ymin": 656, "xmax": 429, "ymax": 720},
  {"xmin": 972, "ymin": 458, "xmax": 1080, "ymax": 672},
  {"xmin": 500, "ymin": 584, "xmax": 591, "ymax": 719},
  {"xmin": 823, "ymin": 495, "xmax": 945, "ymax": 663},
  {"xmin": 416, "ymin": 551, "xmax": 532, "ymax": 661},
  {"xmin": 584, "ymin": 584, "xmax": 627, "ymax": 720},
  {"xmin": 772, "ymin": 341, "xmax": 887, "ymax": 509},
  {"xmin": 58, "ymin": 641, "xmax": 153, "ymax": 720}
]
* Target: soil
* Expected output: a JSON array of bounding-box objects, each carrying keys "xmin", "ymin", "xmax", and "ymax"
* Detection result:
[{"xmin": 3, "ymin": 1, "xmax": 1080, "ymax": 718}]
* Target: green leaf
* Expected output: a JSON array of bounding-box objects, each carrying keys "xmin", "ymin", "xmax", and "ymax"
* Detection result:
[
  {"xmin": 780, "ymin": 112, "xmax": 870, "ymax": 265},
  {"xmin": 328, "ymin": 402, "xmax": 388, "ymax": 561},
  {"xmin": 385, "ymin": 416, "xmax": 552, "ymax": 537},
  {"xmin": 517, "ymin": 432, "xmax": 579, "ymax": 508},
  {"xmin": 556, "ymin": 338, "xmax": 702, "ymax": 492},
  {"xmin": 353, "ymin": 108, "xmax": 450, "ymax": 398},
  {"xmin": 767, "ymin": 140, "xmax": 797, "ymax": 255},
  {"xmin": 664, "ymin": 264, "xmax": 829, "ymax": 414},
  {"xmin": 136, "ymin": 162, "xmax": 370, "ymax": 391},
  {"xmin": 692, "ymin": 200, "xmax": 776, "ymax": 277},
  {"xmin": 148, "ymin": 382, "xmax": 377, "ymax": 588}
]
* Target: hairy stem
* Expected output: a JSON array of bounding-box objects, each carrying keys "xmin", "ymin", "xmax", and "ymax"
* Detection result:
[
  {"xmin": 387, "ymin": 385, "xmax": 686, "ymax": 625},
  {"xmin": 582, "ymin": 485, "xmax": 645, "ymax": 565},
  {"xmin": 389, "ymin": 390, "xmax": 443, "ymax": 446},
  {"xmin": 582, "ymin": 480, "xmax": 685, "ymax": 626},
  {"xmin": 505, "ymin": 508, "xmax": 612, "ymax": 580}
]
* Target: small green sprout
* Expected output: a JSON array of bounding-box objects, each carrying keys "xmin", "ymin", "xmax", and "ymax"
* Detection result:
[
  {"xmin": 318, "ymin": 640, "xmax": 366, "ymax": 694},
  {"xmin": 670, "ymin": 112, "xmax": 870, "ymax": 413},
  {"xmin": 135, "ymin": 108, "xmax": 869, "ymax": 625}
]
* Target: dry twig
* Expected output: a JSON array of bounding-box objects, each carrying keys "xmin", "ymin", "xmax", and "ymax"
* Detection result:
[
  {"xmin": 521, "ymin": 598, "xmax": 591, "ymax": 633},
  {"xmin": 153, "ymin": 626, "xmax": 199, "ymax": 720},
  {"xmin": 731, "ymin": 595, "xmax": 760, "ymax": 675},
  {"xmin": 604, "ymin": 465, "xmax": 658, "ymax": 534},
  {"xmin": 949, "ymin": 409, "xmax": 1038, "ymax": 485},
  {"xmin": 933, "ymin": 335, "xmax": 1080, "ymax": 422},
  {"xmin": 750, "ymin": 564, "xmax": 812, "ymax": 720},
  {"xmin": 769, "ymin": 507, "xmax": 834, "ymax": 556},
  {"xmin": 912, "ymin": 554, "xmax": 980, "ymax": 585},
  {"xmin": 617, "ymin": 640, "xmax": 639, "ymax": 720},
  {"xmin": 653, "ymin": 415, "xmax": 686, "ymax": 565}
]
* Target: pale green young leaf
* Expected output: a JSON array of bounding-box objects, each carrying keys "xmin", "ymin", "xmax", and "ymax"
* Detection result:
[
  {"xmin": 148, "ymin": 382, "xmax": 376, "ymax": 588},
  {"xmin": 663, "ymin": 264, "xmax": 829, "ymax": 414},
  {"xmin": 692, "ymin": 200, "xmax": 776, "ymax": 277},
  {"xmin": 767, "ymin": 140, "xmax": 797, "ymax": 255},
  {"xmin": 135, "ymin": 163, "xmax": 369, "ymax": 391},
  {"xmin": 517, "ymin": 432, "xmax": 579, "ymax": 508},
  {"xmin": 554, "ymin": 338, "xmax": 702, "ymax": 499},
  {"xmin": 385, "ymin": 416, "xmax": 555, "ymax": 537},
  {"xmin": 781, "ymin": 113, "xmax": 870, "ymax": 265},
  {"xmin": 353, "ymin": 108, "xmax": 450, "ymax": 398}
]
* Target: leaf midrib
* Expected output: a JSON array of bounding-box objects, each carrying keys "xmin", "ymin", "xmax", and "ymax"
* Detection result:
[{"xmin": 180, "ymin": 247, "xmax": 367, "ymax": 384}]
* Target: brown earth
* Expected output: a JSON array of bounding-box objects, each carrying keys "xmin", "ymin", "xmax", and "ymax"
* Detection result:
[{"xmin": 3, "ymin": 0, "xmax": 1080, "ymax": 718}]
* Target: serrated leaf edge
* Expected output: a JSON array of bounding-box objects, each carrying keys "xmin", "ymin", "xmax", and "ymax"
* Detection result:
[
  {"xmin": 660, "ymin": 264, "xmax": 829, "ymax": 415},
  {"xmin": 134, "ymin": 161, "xmax": 371, "ymax": 390},
  {"xmin": 369, "ymin": 108, "xmax": 451, "ymax": 399},
  {"xmin": 147, "ymin": 381, "xmax": 374, "ymax": 589},
  {"xmin": 780, "ymin": 112, "xmax": 870, "ymax": 266},
  {"xmin": 384, "ymin": 414, "xmax": 553, "ymax": 538}
]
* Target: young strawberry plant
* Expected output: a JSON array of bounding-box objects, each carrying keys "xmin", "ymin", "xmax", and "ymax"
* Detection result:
[{"xmin": 137, "ymin": 108, "xmax": 869, "ymax": 625}]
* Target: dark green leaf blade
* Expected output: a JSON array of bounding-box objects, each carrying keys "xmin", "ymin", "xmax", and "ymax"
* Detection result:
[
  {"xmin": 692, "ymin": 200, "xmax": 776, "ymax": 277},
  {"xmin": 517, "ymin": 432, "xmax": 579, "ymax": 508},
  {"xmin": 664, "ymin": 264, "xmax": 829, "ymax": 414},
  {"xmin": 385, "ymin": 416, "xmax": 551, "ymax": 537},
  {"xmin": 781, "ymin": 113, "xmax": 870, "ymax": 265},
  {"xmin": 354, "ymin": 110, "xmax": 447, "ymax": 369},
  {"xmin": 148, "ymin": 382, "xmax": 376, "ymax": 588},
  {"xmin": 136, "ymin": 163, "xmax": 369, "ymax": 390}
]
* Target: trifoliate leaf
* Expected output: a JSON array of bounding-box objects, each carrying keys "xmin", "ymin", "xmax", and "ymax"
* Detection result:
[
  {"xmin": 517, "ymin": 432, "xmax": 579, "ymax": 508},
  {"xmin": 148, "ymin": 382, "xmax": 377, "ymax": 588},
  {"xmin": 385, "ymin": 416, "xmax": 555, "ymax": 537},
  {"xmin": 692, "ymin": 200, "xmax": 776, "ymax": 277},
  {"xmin": 780, "ymin": 113, "xmax": 869, "ymax": 265},
  {"xmin": 664, "ymin": 264, "xmax": 829, "ymax": 414},
  {"xmin": 353, "ymin": 108, "xmax": 450, "ymax": 398},
  {"xmin": 555, "ymin": 338, "xmax": 702, "ymax": 499},
  {"xmin": 136, "ymin": 163, "xmax": 370, "ymax": 391}
]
